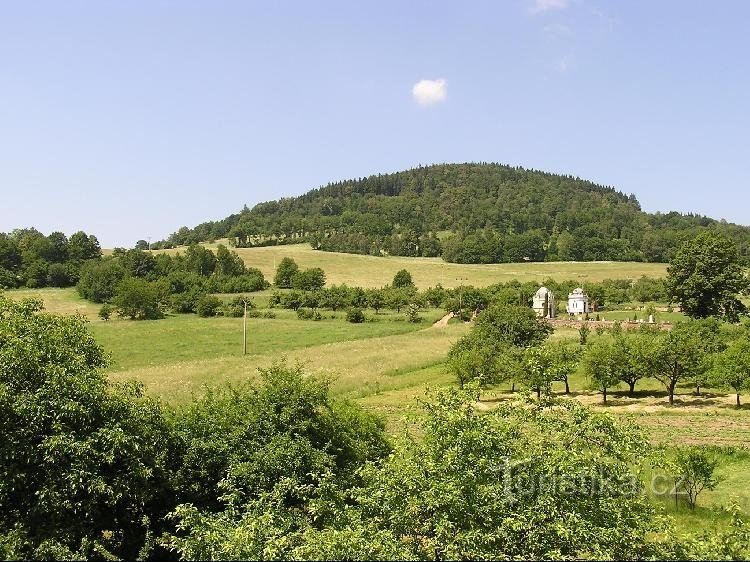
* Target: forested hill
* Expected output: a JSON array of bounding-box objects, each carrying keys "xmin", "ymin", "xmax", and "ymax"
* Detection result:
[{"xmin": 155, "ymin": 163, "xmax": 750, "ymax": 264}]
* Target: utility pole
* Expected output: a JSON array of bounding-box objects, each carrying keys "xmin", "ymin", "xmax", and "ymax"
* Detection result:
[{"xmin": 243, "ymin": 299, "xmax": 248, "ymax": 355}]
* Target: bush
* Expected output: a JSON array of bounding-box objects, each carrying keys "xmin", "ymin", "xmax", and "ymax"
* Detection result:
[
  {"xmin": 0, "ymin": 295, "xmax": 175, "ymax": 559},
  {"xmin": 261, "ymin": 311, "xmax": 276, "ymax": 319},
  {"xmin": 113, "ymin": 277, "xmax": 163, "ymax": 320},
  {"xmin": 0, "ymin": 267, "xmax": 19, "ymax": 289},
  {"xmin": 346, "ymin": 308, "xmax": 365, "ymax": 323},
  {"xmin": 98, "ymin": 303, "xmax": 113, "ymax": 321},
  {"xmin": 296, "ymin": 307, "xmax": 322, "ymax": 321},
  {"xmin": 224, "ymin": 295, "xmax": 255, "ymax": 317},
  {"xmin": 169, "ymin": 286, "xmax": 207, "ymax": 314},
  {"xmin": 196, "ymin": 295, "xmax": 223, "ymax": 318},
  {"xmin": 406, "ymin": 303, "xmax": 422, "ymax": 323}
]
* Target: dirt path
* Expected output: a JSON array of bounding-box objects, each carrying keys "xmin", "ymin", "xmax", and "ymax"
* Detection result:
[{"xmin": 433, "ymin": 311, "xmax": 455, "ymax": 328}]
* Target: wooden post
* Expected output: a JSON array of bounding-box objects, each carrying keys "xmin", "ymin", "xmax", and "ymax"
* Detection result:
[{"xmin": 243, "ymin": 300, "xmax": 247, "ymax": 355}]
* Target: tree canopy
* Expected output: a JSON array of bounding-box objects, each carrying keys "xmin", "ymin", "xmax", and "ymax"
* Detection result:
[
  {"xmin": 667, "ymin": 231, "xmax": 749, "ymax": 321},
  {"xmin": 151, "ymin": 163, "xmax": 750, "ymax": 265}
]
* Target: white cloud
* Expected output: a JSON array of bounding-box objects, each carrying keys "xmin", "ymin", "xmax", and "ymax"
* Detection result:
[
  {"xmin": 412, "ymin": 79, "xmax": 447, "ymax": 106},
  {"xmin": 556, "ymin": 55, "xmax": 571, "ymax": 73},
  {"xmin": 531, "ymin": 0, "xmax": 569, "ymax": 14}
]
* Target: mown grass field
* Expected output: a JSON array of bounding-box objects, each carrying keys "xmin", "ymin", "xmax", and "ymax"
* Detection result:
[{"xmin": 156, "ymin": 242, "xmax": 668, "ymax": 288}]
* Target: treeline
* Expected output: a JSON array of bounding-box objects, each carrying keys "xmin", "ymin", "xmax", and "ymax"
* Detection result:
[
  {"xmin": 154, "ymin": 163, "xmax": 750, "ymax": 264},
  {"xmin": 450, "ymin": 301, "xmax": 750, "ymax": 407},
  {"xmin": 265, "ymin": 264, "xmax": 668, "ymax": 319},
  {"xmin": 3, "ymin": 295, "xmax": 750, "ymax": 560},
  {"xmin": 0, "ymin": 228, "xmax": 101, "ymax": 289},
  {"xmin": 76, "ymin": 245, "xmax": 268, "ymax": 319}
]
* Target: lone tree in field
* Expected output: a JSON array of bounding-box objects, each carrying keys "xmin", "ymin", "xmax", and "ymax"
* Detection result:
[
  {"xmin": 392, "ymin": 268, "xmax": 414, "ymax": 289},
  {"xmin": 712, "ymin": 337, "xmax": 750, "ymax": 407},
  {"xmin": 667, "ymin": 231, "xmax": 749, "ymax": 322},
  {"xmin": 273, "ymin": 257, "xmax": 299, "ymax": 288}
]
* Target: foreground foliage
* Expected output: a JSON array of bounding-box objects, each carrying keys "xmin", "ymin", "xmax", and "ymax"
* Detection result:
[{"xmin": 2, "ymin": 293, "xmax": 750, "ymax": 560}]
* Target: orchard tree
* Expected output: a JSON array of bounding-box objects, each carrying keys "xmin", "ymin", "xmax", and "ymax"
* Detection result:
[
  {"xmin": 522, "ymin": 342, "xmax": 578, "ymax": 398},
  {"xmin": 447, "ymin": 333, "xmax": 506, "ymax": 389},
  {"xmin": 291, "ymin": 267, "xmax": 326, "ymax": 291},
  {"xmin": 473, "ymin": 304, "xmax": 553, "ymax": 348},
  {"xmin": 366, "ymin": 288, "xmax": 385, "ymax": 313},
  {"xmin": 667, "ymin": 231, "xmax": 749, "ymax": 321},
  {"xmin": 273, "ymin": 257, "xmax": 299, "ymax": 288},
  {"xmin": 711, "ymin": 337, "xmax": 750, "ymax": 406},
  {"xmin": 647, "ymin": 322, "xmax": 714, "ymax": 405},
  {"xmin": 584, "ymin": 337, "xmax": 626, "ymax": 403}
]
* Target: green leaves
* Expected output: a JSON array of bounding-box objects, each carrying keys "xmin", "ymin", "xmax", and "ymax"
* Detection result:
[
  {"xmin": 0, "ymin": 295, "xmax": 174, "ymax": 559},
  {"xmin": 667, "ymin": 230, "xmax": 749, "ymax": 321}
]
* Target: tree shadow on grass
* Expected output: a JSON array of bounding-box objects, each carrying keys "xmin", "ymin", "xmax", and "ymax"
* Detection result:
[{"xmin": 715, "ymin": 402, "xmax": 750, "ymax": 411}]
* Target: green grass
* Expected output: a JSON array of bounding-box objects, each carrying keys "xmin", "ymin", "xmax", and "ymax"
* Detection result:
[
  {"xmin": 599, "ymin": 309, "xmax": 688, "ymax": 323},
  {"xmin": 6, "ymin": 283, "xmax": 750, "ymax": 531},
  {"xmin": 7, "ymin": 287, "xmax": 101, "ymax": 319},
  {"xmin": 157, "ymin": 242, "xmax": 668, "ymax": 289}
]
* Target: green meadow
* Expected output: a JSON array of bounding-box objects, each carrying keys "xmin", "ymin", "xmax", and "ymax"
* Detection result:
[{"xmin": 7, "ymin": 251, "xmax": 750, "ymax": 527}]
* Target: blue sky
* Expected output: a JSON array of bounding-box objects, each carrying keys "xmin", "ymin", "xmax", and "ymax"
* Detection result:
[{"xmin": 1, "ymin": 0, "xmax": 749, "ymax": 247}]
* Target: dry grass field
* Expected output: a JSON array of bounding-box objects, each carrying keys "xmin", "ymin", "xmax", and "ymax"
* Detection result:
[{"xmin": 155, "ymin": 242, "xmax": 668, "ymax": 288}]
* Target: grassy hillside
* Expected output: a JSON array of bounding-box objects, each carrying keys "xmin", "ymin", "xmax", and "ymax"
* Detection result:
[{"xmin": 157, "ymin": 242, "xmax": 668, "ymax": 289}]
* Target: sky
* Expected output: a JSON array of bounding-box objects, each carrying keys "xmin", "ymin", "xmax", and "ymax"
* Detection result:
[{"xmin": 1, "ymin": 0, "xmax": 749, "ymax": 247}]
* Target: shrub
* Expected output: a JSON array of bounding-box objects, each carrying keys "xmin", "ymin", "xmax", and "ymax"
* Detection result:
[
  {"xmin": 406, "ymin": 303, "xmax": 422, "ymax": 323},
  {"xmin": 224, "ymin": 295, "xmax": 255, "ymax": 317},
  {"xmin": 262, "ymin": 311, "xmax": 276, "ymax": 319},
  {"xmin": 0, "ymin": 267, "xmax": 19, "ymax": 289},
  {"xmin": 346, "ymin": 308, "xmax": 365, "ymax": 323},
  {"xmin": 98, "ymin": 303, "xmax": 113, "ymax": 321},
  {"xmin": 113, "ymin": 277, "xmax": 164, "ymax": 320},
  {"xmin": 297, "ymin": 307, "xmax": 322, "ymax": 321},
  {"xmin": 196, "ymin": 295, "xmax": 223, "ymax": 318},
  {"xmin": 674, "ymin": 447, "xmax": 720, "ymax": 509}
]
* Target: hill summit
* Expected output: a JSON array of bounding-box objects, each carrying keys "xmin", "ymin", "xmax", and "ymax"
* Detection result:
[{"xmin": 156, "ymin": 163, "xmax": 750, "ymax": 264}]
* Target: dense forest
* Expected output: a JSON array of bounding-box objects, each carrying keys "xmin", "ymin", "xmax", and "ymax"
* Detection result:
[{"xmin": 154, "ymin": 163, "xmax": 750, "ymax": 264}]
